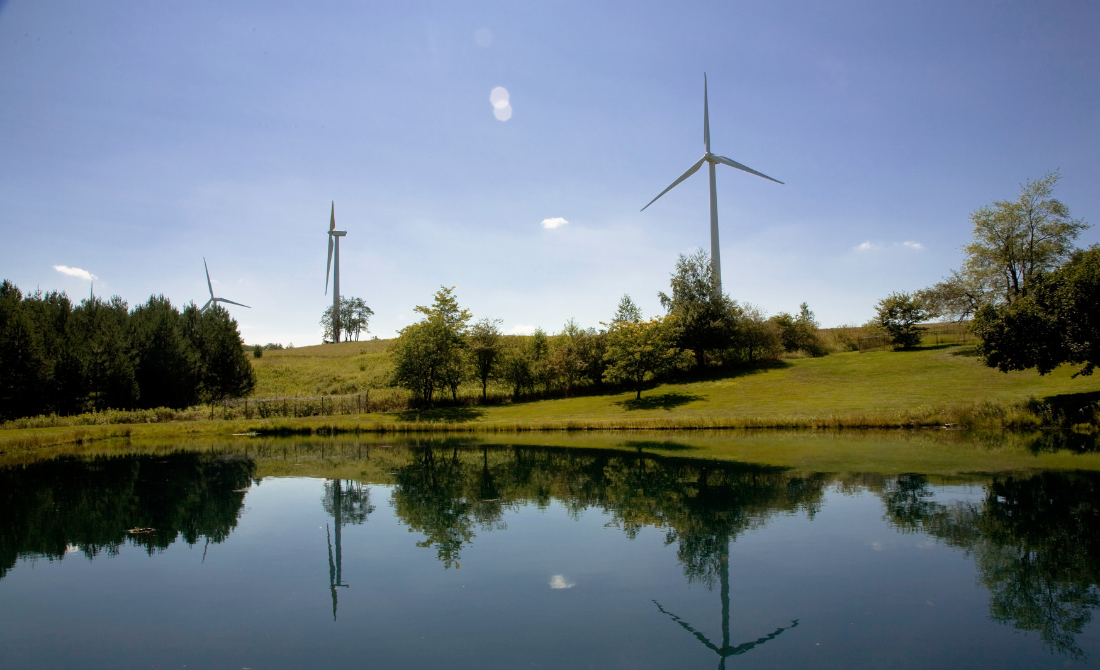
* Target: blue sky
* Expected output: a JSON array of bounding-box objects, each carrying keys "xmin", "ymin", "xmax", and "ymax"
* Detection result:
[{"xmin": 1, "ymin": 0, "xmax": 1097, "ymax": 344}]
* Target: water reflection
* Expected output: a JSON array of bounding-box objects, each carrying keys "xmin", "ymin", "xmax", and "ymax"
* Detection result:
[
  {"xmin": 882, "ymin": 471, "xmax": 1100, "ymax": 659},
  {"xmin": 2, "ymin": 442, "xmax": 1100, "ymax": 660},
  {"xmin": 0, "ymin": 452, "xmax": 254, "ymax": 579}
]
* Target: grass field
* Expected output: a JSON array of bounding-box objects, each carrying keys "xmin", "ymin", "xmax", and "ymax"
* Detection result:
[{"xmin": 244, "ymin": 335, "xmax": 1100, "ymax": 428}]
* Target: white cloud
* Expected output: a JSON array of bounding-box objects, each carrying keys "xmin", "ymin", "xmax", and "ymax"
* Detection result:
[
  {"xmin": 53, "ymin": 265, "xmax": 97, "ymax": 281},
  {"xmin": 541, "ymin": 217, "xmax": 568, "ymax": 229},
  {"xmin": 854, "ymin": 241, "xmax": 877, "ymax": 252},
  {"xmin": 509, "ymin": 324, "xmax": 535, "ymax": 335},
  {"xmin": 902, "ymin": 241, "xmax": 924, "ymax": 250},
  {"xmin": 549, "ymin": 575, "xmax": 575, "ymax": 589}
]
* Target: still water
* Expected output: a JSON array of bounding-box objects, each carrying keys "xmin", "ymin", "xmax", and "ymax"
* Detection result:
[{"xmin": 2, "ymin": 437, "xmax": 1099, "ymax": 668}]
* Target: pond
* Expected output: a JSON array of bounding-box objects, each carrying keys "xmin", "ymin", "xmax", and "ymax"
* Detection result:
[{"xmin": 2, "ymin": 433, "xmax": 1100, "ymax": 668}]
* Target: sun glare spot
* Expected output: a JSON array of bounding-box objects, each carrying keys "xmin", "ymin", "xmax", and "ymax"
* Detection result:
[
  {"xmin": 490, "ymin": 86, "xmax": 509, "ymax": 108},
  {"xmin": 493, "ymin": 104, "xmax": 512, "ymax": 121}
]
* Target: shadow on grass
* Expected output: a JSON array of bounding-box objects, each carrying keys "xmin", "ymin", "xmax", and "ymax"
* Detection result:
[
  {"xmin": 663, "ymin": 360, "xmax": 793, "ymax": 386},
  {"xmin": 622, "ymin": 440, "xmax": 697, "ymax": 452},
  {"xmin": 616, "ymin": 392, "xmax": 704, "ymax": 411},
  {"xmin": 395, "ymin": 406, "xmax": 486, "ymax": 423},
  {"xmin": 949, "ymin": 345, "xmax": 980, "ymax": 357}
]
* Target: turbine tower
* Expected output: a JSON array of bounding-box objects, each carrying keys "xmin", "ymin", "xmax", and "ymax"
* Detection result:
[
  {"xmin": 642, "ymin": 74, "xmax": 783, "ymax": 290},
  {"xmin": 201, "ymin": 258, "xmax": 250, "ymax": 312},
  {"xmin": 325, "ymin": 202, "xmax": 348, "ymax": 343}
]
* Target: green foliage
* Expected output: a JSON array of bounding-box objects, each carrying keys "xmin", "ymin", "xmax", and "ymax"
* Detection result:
[
  {"xmin": 875, "ymin": 292, "xmax": 931, "ymax": 350},
  {"xmin": 468, "ymin": 317, "xmax": 503, "ymax": 401},
  {"xmin": 498, "ymin": 337, "xmax": 533, "ymax": 400},
  {"xmin": 321, "ymin": 296, "xmax": 375, "ymax": 343},
  {"xmin": 391, "ymin": 286, "xmax": 472, "ymax": 405},
  {"xmin": 658, "ymin": 250, "xmax": 741, "ymax": 369},
  {"xmin": 253, "ymin": 344, "xmax": 263, "ymax": 358},
  {"xmin": 612, "ymin": 294, "xmax": 642, "ymax": 324},
  {"xmin": 973, "ymin": 246, "xmax": 1100, "ymax": 377},
  {"xmin": 770, "ymin": 303, "xmax": 824, "ymax": 355},
  {"xmin": 604, "ymin": 315, "xmax": 679, "ymax": 399},
  {"xmin": 924, "ymin": 172, "xmax": 1089, "ymax": 319},
  {"xmin": 736, "ymin": 303, "xmax": 783, "ymax": 363}
]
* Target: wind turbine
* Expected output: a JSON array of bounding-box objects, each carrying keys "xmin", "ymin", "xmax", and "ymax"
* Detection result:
[
  {"xmin": 201, "ymin": 258, "xmax": 250, "ymax": 312},
  {"xmin": 641, "ymin": 74, "xmax": 783, "ymax": 290},
  {"xmin": 325, "ymin": 202, "xmax": 348, "ymax": 343}
]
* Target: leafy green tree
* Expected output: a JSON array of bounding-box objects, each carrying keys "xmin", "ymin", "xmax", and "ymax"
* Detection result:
[
  {"xmin": 131, "ymin": 295, "xmax": 201, "ymax": 409},
  {"xmin": 551, "ymin": 319, "xmax": 585, "ymax": 395},
  {"xmin": 875, "ymin": 292, "xmax": 931, "ymax": 350},
  {"xmin": 612, "ymin": 294, "xmax": 642, "ymax": 324},
  {"xmin": 391, "ymin": 286, "xmax": 471, "ymax": 404},
  {"xmin": 468, "ymin": 317, "xmax": 503, "ymax": 402},
  {"xmin": 972, "ymin": 246, "xmax": 1100, "ymax": 377},
  {"xmin": 737, "ymin": 303, "xmax": 782, "ymax": 363},
  {"xmin": 0, "ymin": 281, "xmax": 49, "ymax": 420},
  {"xmin": 604, "ymin": 315, "xmax": 679, "ymax": 399},
  {"xmin": 321, "ymin": 296, "xmax": 374, "ymax": 343},
  {"xmin": 658, "ymin": 250, "xmax": 740, "ymax": 369},
  {"xmin": 391, "ymin": 322, "xmax": 441, "ymax": 405},
  {"xmin": 498, "ymin": 337, "xmax": 532, "ymax": 400},
  {"xmin": 770, "ymin": 302, "xmax": 823, "ymax": 355},
  {"xmin": 71, "ymin": 296, "xmax": 139, "ymax": 412},
  {"xmin": 185, "ymin": 304, "xmax": 256, "ymax": 406},
  {"xmin": 578, "ymin": 327, "xmax": 609, "ymax": 388},
  {"xmin": 529, "ymin": 327, "xmax": 553, "ymax": 394}
]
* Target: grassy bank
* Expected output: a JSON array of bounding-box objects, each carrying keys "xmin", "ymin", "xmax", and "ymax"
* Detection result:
[{"xmin": 4, "ymin": 338, "xmax": 1099, "ymax": 450}]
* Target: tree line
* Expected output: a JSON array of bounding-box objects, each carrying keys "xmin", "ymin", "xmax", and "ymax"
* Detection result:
[
  {"xmin": 0, "ymin": 281, "xmax": 256, "ymax": 422},
  {"xmin": 391, "ymin": 252, "xmax": 828, "ymax": 404},
  {"xmin": 870, "ymin": 171, "xmax": 1096, "ymax": 378}
]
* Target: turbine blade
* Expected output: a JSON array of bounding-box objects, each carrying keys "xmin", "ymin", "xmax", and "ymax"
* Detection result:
[
  {"xmin": 325, "ymin": 234, "xmax": 333, "ymax": 294},
  {"xmin": 330, "ymin": 201, "xmax": 336, "ymax": 232},
  {"xmin": 703, "ymin": 73, "xmax": 711, "ymax": 154},
  {"xmin": 217, "ymin": 298, "xmax": 250, "ymax": 308},
  {"xmin": 641, "ymin": 156, "xmax": 706, "ymax": 211},
  {"xmin": 201, "ymin": 298, "xmax": 213, "ymax": 312},
  {"xmin": 711, "ymin": 155, "xmax": 784, "ymax": 185},
  {"xmin": 204, "ymin": 258, "xmax": 214, "ymax": 298}
]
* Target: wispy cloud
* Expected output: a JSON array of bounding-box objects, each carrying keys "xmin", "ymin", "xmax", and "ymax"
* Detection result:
[
  {"xmin": 549, "ymin": 575, "xmax": 575, "ymax": 589},
  {"xmin": 901, "ymin": 241, "xmax": 924, "ymax": 250},
  {"xmin": 541, "ymin": 217, "xmax": 568, "ymax": 229},
  {"xmin": 854, "ymin": 241, "xmax": 877, "ymax": 252},
  {"xmin": 53, "ymin": 265, "xmax": 97, "ymax": 281},
  {"xmin": 510, "ymin": 324, "xmax": 535, "ymax": 335}
]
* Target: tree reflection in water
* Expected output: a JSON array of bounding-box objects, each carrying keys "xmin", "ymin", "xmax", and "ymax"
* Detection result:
[{"xmin": 882, "ymin": 472, "xmax": 1100, "ymax": 659}]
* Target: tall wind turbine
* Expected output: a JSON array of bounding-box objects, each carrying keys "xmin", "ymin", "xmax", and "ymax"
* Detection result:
[
  {"xmin": 201, "ymin": 258, "xmax": 250, "ymax": 312},
  {"xmin": 642, "ymin": 74, "xmax": 783, "ymax": 290},
  {"xmin": 325, "ymin": 202, "xmax": 348, "ymax": 343}
]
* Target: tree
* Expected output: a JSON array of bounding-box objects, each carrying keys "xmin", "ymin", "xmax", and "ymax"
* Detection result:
[
  {"xmin": 770, "ymin": 303, "xmax": 823, "ymax": 355},
  {"xmin": 468, "ymin": 317, "xmax": 503, "ymax": 402},
  {"xmin": 578, "ymin": 327, "xmax": 609, "ymax": 388},
  {"xmin": 0, "ymin": 281, "xmax": 49, "ymax": 420},
  {"xmin": 498, "ymin": 337, "xmax": 532, "ymax": 400},
  {"xmin": 551, "ymin": 319, "xmax": 585, "ymax": 395},
  {"xmin": 965, "ymin": 172, "xmax": 1088, "ymax": 303},
  {"xmin": 322, "ymin": 297, "xmax": 375, "ymax": 343},
  {"xmin": 71, "ymin": 295, "xmax": 138, "ymax": 412},
  {"xmin": 186, "ymin": 304, "xmax": 256, "ymax": 406},
  {"xmin": 972, "ymin": 246, "xmax": 1100, "ymax": 377},
  {"xmin": 736, "ymin": 303, "xmax": 782, "ymax": 363},
  {"xmin": 875, "ymin": 292, "xmax": 931, "ymax": 350},
  {"xmin": 529, "ymin": 327, "xmax": 553, "ymax": 394},
  {"xmin": 604, "ymin": 316, "xmax": 679, "ymax": 399},
  {"xmin": 131, "ymin": 295, "xmax": 201, "ymax": 409},
  {"xmin": 612, "ymin": 294, "xmax": 642, "ymax": 324},
  {"xmin": 658, "ymin": 250, "xmax": 740, "ymax": 369},
  {"xmin": 390, "ymin": 286, "xmax": 471, "ymax": 405}
]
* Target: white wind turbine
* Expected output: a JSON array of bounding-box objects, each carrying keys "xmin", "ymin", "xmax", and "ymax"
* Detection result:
[
  {"xmin": 642, "ymin": 74, "xmax": 783, "ymax": 290},
  {"xmin": 201, "ymin": 258, "xmax": 250, "ymax": 312},
  {"xmin": 325, "ymin": 202, "xmax": 348, "ymax": 343}
]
